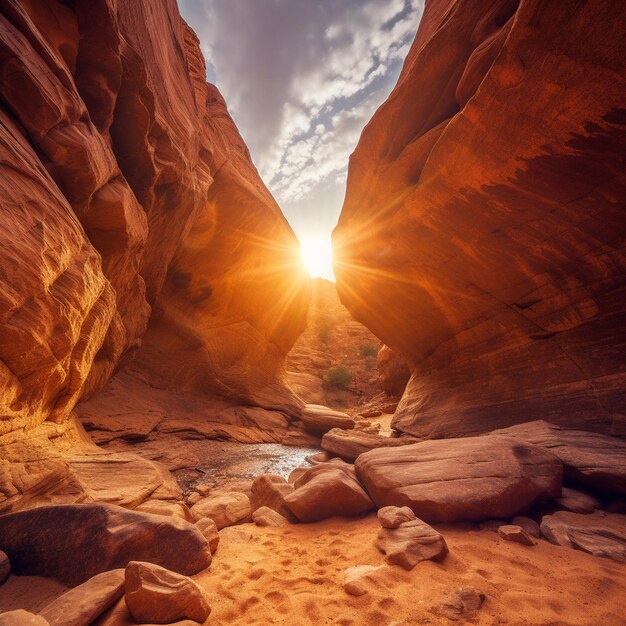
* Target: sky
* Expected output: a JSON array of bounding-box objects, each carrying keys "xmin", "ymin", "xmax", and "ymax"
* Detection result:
[{"xmin": 178, "ymin": 0, "xmax": 424, "ymax": 242}]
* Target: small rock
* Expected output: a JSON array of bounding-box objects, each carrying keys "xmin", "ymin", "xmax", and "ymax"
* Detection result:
[
  {"xmin": 359, "ymin": 410, "xmax": 382, "ymax": 418},
  {"xmin": 288, "ymin": 467, "xmax": 307, "ymax": 483},
  {"xmin": 306, "ymin": 451, "xmax": 334, "ymax": 464},
  {"xmin": 0, "ymin": 551, "xmax": 10, "ymax": 585},
  {"xmin": 498, "ymin": 524, "xmax": 537, "ymax": 546},
  {"xmin": 435, "ymin": 587, "xmax": 485, "ymax": 621},
  {"xmin": 187, "ymin": 492, "xmax": 202, "ymax": 505},
  {"xmin": 0, "ymin": 611, "xmax": 48, "ymax": 626},
  {"xmin": 376, "ymin": 518, "xmax": 448, "ymax": 570},
  {"xmin": 195, "ymin": 518, "xmax": 220, "ymax": 554},
  {"xmin": 249, "ymin": 474, "xmax": 296, "ymax": 521},
  {"xmin": 554, "ymin": 487, "xmax": 600, "ymax": 514},
  {"xmin": 378, "ymin": 506, "xmax": 416, "ymax": 529},
  {"xmin": 479, "ymin": 519, "xmax": 506, "ymax": 532},
  {"xmin": 124, "ymin": 561, "xmax": 210, "ymax": 624},
  {"xmin": 252, "ymin": 506, "xmax": 289, "ymax": 527},
  {"xmin": 511, "ymin": 516, "xmax": 541, "ymax": 538},
  {"xmin": 40, "ymin": 569, "xmax": 124, "ymax": 626},
  {"xmin": 190, "ymin": 492, "xmax": 251, "ymax": 529},
  {"xmin": 343, "ymin": 565, "xmax": 382, "ymax": 596},
  {"xmin": 196, "ymin": 484, "xmax": 212, "ymax": 496}
]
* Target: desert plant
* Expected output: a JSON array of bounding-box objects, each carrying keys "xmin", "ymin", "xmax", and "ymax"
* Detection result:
[
  {"xmin": 324, "ymin": 365, "xmax": 352, "ymax": 389},
  {"xmin": 359, "ymin": 342, "xmax": 378, "ymax": 358}
]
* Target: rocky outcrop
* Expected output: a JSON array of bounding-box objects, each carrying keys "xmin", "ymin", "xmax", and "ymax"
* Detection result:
[
  {"xmin": 0, "ymin": 0, "xmax": 307, "ymax": 474},
  {"xmin": 491, "ymin": 421, "xmax": 626, "ymax": 494},
  {"xmin": 541, "ymin": 511, "xmax": 626, "ymax": 563},
  {"xmin": 355, "ymin": 436, "xmax": 562, "ymax": 522},
  {"xmin": 334, "ymin": 0, "xmax": 626, "ymax": 438}
]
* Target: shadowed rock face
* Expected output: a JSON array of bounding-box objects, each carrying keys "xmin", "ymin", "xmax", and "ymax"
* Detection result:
[
  {"xmin": 0, "ymin": 0, "xmax": 308, "ymax": 439},
  {"xmin": 334, "ymin": 0, "xmax": 626, "ymax": 438}
]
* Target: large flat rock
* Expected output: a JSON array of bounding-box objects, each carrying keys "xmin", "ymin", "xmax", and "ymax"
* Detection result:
[
  {"xmin": 321, "ymin": 428, "xmax": 418, "ymax": 462},
  {"xmin": 491, "ymin": 421, "xmax": 626, "ymax": 494},
  {"xmin": 0, "ymin": 503, "xmax": 211, "ymax": 585},
  {"xmin": 355, "ymin": 436, "xmax": 562, "ymax": 522}
]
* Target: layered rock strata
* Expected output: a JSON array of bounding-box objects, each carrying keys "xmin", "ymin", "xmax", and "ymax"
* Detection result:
[{"xmin": 334, "ymin": 0, "xmax": 626, "ymax": 438}]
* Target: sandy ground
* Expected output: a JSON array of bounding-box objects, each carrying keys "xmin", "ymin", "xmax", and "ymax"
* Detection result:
[
  {"xmin": 3, "ymin": 513, "xmax": 626, "ymax": 625},
  {"xmin": 193, "ymin": 515, "xmax": 626, "ymax": 626}
]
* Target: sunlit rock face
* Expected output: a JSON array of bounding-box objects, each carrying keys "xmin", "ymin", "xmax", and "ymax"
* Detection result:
[
  {"xmin": 334, "ymin": 0, "xmax": 626, "ymax": 438},
  {"xmin": 0, "ymin": 0, "xmax": 308, "ymax": 440}
]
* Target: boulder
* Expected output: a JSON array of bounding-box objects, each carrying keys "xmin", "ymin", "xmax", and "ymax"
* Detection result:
[
  {"xmin": 540, "ymin": 511, "xmax": 626, "ymax": 563},
  {"xmin": 300, "ymin": 405, "xmax": 355, "ymax": 434},
  {"xmin": 355, "ymin": 436, "xmax": 562, "ymax": 522},
  {"xmin": 124, "ymin": 561, "xmax": 210, "ymax": 624},
  {"xmin": 343, "ymin": 565, "xmax": 383, "ymax": 597},
  {"xmin": 498, "ymin": 525, "xmax": 537, "ymax": 546},
  {"xmin": 376, "ymin": 346, "xmax": 410, "ymax": 396},
  {"xmin": 190, "ymin": 492, "xmax": 251, "ymax": 529},
  {"xmin": 249, "ymin": 474, "xmax": 296, "ymax": 522},
  {"xmin": 376, "ymin": 519, "xmax": 448, "ymax": 570},
  {"xmin": 554, "ymin": 487, "xmax": 600, "ymax": 514},
  {"xmin": 377, "ymin": 506, "xmax": 416, "ymax": 529},
  {"xmin": 39, "ymin": 569, "xmax": 125, "ymax": 626},
  {"xmin": 0, "ymin": 503, "xmax": 211, "ymax": 585},
  {"xmin": 195, "ymin": 518, "xmax": 220, "ymax": 554},
  {"xmin": 491, "ymin": 421, "xmax": 626, "ymax": 494},
  {"xmin": 252, "ymin": 507, "xmax": 289, "ymax": 527},
  {"xmin": 321, "ymin": 428, "xmax": 419, "ymax": 462},
  {"xmin": 284, "ymin": 461, "xmax": 374, "ymax": 522},
  {"xmin": 0, "ymin": 611, "xmax": 48, "ymax": 626},
  {"xmin": 0, "ymin": 551, "xmax": 9, "ymax": 585},
  {"xmin": 334, "ymin": 0, "xmax": 626, "ymax": 440}
]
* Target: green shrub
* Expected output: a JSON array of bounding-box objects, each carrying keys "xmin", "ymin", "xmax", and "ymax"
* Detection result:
[
  {"xmin": 359, "ymin": 342, "xmax": 378, "ymax": 358},
  {"xmin": 365, "ymin": 355, "xmax": 377, "ymax": 371},
  {"xmin": 324, "ymin": 365, "xmax": 352, "ymax": 389}
]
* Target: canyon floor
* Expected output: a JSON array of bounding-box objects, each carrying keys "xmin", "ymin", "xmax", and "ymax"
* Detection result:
[{"xmin": 2, "ymin": 281, "xmax": 625, "ymax": 625}]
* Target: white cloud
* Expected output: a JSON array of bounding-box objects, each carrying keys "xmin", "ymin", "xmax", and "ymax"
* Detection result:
[{"xmin": 178, "ymin": 0, "xmax": 424, "ymax": 238}]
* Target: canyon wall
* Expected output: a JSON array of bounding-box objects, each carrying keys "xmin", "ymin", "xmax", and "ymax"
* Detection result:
[
  {"xmin": 334, "ymin": 0, "xmax": 626, "ymax": 438},
  {"xmin": 0, "ymin": 0, "xmax": 308, "ymax": 443}
]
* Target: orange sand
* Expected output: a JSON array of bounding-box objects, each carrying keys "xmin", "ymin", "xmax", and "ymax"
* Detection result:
[
  {"xmin": 4, "ymin": 514, "xmax": 626, "ymax": 625},
  {"xmin": 195, "ymin": 515, "xmax": 626, "ymax": 625}
]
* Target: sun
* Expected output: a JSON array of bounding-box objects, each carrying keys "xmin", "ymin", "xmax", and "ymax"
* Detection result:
[{"xmin": 299, "ymin": 235, "xmax": 335, "ymax": 281}]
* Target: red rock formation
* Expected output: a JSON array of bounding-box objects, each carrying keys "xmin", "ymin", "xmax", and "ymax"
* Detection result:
[
  {"xmin": 334, "ymin": 0, "xmax": 626, "ymax": 438},
  {"xmin": 0, "ymin": 0, "xmax": 308, "ymax": 444}
]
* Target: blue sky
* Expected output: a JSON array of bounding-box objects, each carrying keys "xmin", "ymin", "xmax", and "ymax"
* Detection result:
[{"xmin": 178, "ymin": 0, "xmax": 424, "ymax": 241}]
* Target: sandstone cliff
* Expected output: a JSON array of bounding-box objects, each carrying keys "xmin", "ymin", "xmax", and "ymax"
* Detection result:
[
  {"xmin": 334, "ymin": 0, "xmax": 626, "ymax": 438},
  {"xmin": 0, "ymin": 0, "xmax": 308, "ymax": 510}
]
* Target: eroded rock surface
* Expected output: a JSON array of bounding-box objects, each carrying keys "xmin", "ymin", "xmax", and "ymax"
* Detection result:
[
  {"xmin": 334, "ymin": 0, "xmax": 626, "ymax": 438},
  {"xmin": 491, "ymin": 421, "xmax": 626, "ymax": 494},
  {"xmin": 0, "ymin": 0, "xmax": 308, "ymax": 509},
  {"xmin": 540, "ymin": 511, "xmax": 626, "ymax": 563},
  {"xmin": 355, "ymin": 436, "xmax": 562, "ymax": 522},
  {"xmin": 284, "ymin": 460, "xmax": 374, "ymax": 522},
  {"xmin": 0, "ymin": 503, "xmax": 211, "ymax": 585}
]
